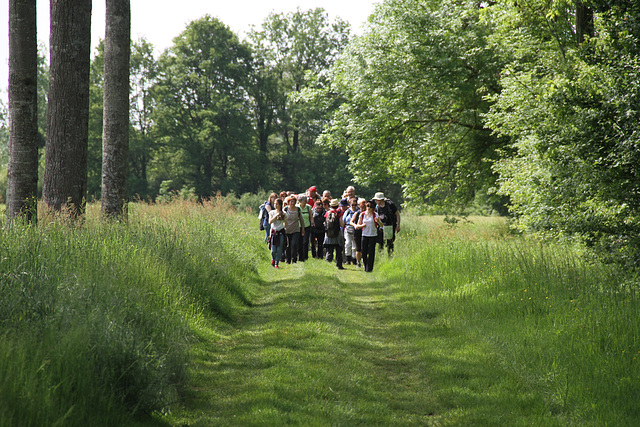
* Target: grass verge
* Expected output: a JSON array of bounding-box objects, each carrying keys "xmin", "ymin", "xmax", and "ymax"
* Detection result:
[{"xmin": 0, "ymin": 197, "xmax": 262, "ymax": 425}]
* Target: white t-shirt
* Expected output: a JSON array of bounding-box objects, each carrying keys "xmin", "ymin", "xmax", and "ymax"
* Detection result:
[
  {"xmin": 361, "ymin": 212, "xmax": 379, "ymax": 237},
  {"xmin": 269, "ymin": 209, "xmax": 285, "ymax": 231}
]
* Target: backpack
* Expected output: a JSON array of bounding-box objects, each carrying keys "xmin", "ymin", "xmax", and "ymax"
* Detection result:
[
  {"xmin": 376, "ymin": 200, "xmax": 397, "ymax": 226},
  {"xmin": 344, "ymin": 208, "xmax": 358, "ymax": 233},
  {"xmin": 258, "ymin": 201, "xmax": 268, "ymax": 230},
  {"xmin": 325, "ymin": 210, "xmax": 340, "ymax": 238},
  {"xmin": 312, "ymin": 208, "xmax": 326, "ymax": 230}
]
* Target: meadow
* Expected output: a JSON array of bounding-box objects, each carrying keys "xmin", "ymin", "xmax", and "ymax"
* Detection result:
[{"xmin": 1, "ymin": 200, "xmax": 638, "ymax": 425}]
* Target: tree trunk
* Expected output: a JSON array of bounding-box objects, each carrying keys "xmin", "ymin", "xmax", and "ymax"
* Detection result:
[
  {"xmin": 42, "ymin": 0, "xmax": 92, "ymax": 218},
  {"xmin": 576, "ymin": 2, "xmax": 594, "ymax": 45},
  {"xmin": 7, "ymin": 0, "xmax": 38, "ymax": 222},
  {"xmin": 101, "ymin": 0, "xmax": 130, "ymax": 220}
]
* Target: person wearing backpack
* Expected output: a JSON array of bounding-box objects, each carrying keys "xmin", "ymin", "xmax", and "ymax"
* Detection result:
[
  {"xmin": 323, "ymin": 198, "xmax": 345, "ymax": 270},
  {"xmin": 260, "ymin": 192, "xmax": 277, "ymax": 242},
  {"xmin": 310, "ymin": 198, "xmax": 328, "ymax": 259},
  {"xmin": 356, "ymin": 200, "xmax": 384, "ymax": 272},
  {"xmin": 373, "ymin": 192, "xmax": 401, "ymax": 255},
  {"xmin": 268, "ymin": 198, "xmax": 287, "ymax": 268},
  {"xmin": 342, "ymin": 197, "xmax": 359, "ymax": 265}
]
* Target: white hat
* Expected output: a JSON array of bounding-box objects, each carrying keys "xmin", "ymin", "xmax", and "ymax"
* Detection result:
[{"xmin": 373, "ymin": 192, "xmax": 386, "ymax": 200}]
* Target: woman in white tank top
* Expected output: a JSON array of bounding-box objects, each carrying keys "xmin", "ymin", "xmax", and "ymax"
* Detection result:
[{"xmin": 356, "ymin": 200, "xmax": 383, "ymax": 272}]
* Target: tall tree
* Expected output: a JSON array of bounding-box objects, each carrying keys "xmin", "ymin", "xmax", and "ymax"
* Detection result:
[
  {"xmin": 128, "ymin": 38, "xmax": 157, "ymax": 198},
  {"xmin": 247, "ymin": 8, "xmax": 351, "ymax": 190},
  {"xmin": 320, "ymin": 0, "xmax": 505, "ymax": 211},
  {"xmin": 152, "ymin": 16, "xmax": 255, "ymax": 196},
  {"xmin": 42, "ymin": 0, "xmax": 92, "ymax": 217},
  {"xmin": 87, "ymin": 38, "xmax": 157, "ymax": 200},
  {"xmin": 7, "ymin": 0, "xmax": 38, "ymax": 222},
  {"xmin": 101, "ymin": 0, "xmax": 130, "ymax": 220},
  {"xmin": 249, "ymin": 8, "xmax": 350, "ymax": 154}
]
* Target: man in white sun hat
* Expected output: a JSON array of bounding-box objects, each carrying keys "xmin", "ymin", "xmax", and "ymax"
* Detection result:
[{"xmin": 372, "ymin": 192, "xmax": 400, "ymax": 255}]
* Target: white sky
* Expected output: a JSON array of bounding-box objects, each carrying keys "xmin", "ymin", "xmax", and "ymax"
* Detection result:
[{"xmin": 0, "ymin": 0, "xmax": 380, "ymax": 103}]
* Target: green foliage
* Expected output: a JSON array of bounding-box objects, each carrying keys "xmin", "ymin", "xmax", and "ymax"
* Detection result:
[
  {"xmin": 319, "ymin": 0, "xmax": 506, "ymax": 212},
  {"xmin": 246, "ymin": 8, "xmax": 353, "ymax": 192},
  {"xmin": 129, "ymin": 38, "xmax": 159, "ymax": 199},
  {"xmin": 88, "ymin": 41, "xmax": 105, "ymax": 199},
  {"xmin": 79, "ymin": 9, "xmax": 359, "ymax": 202},
  {"xmin": 151, "ymin": 16, "xmax": 256, "ymax": 197},
  {"xmin": 484, "ymin": 0, "xmax": 640, "ymax": 266}
]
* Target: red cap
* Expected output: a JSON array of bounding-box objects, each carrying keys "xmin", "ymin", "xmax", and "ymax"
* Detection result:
[{"xmin": 308, "ymin": 186, "xmax": 317, "ymax": 193}]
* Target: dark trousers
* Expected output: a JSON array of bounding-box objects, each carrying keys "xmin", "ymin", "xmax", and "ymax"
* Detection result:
[
  {"xmin": 324, "ymin": 244, "xmax": 343, "ymax": 267},
  {"xmin": 310, "ymin": 229, "xmax": 325, "ymax": 259},
  {"xmin": 299, "ymin": 226, "xmax": 311, "ymax": 261},
  {"xmin": 362, "ymin": 235, "xmax": 377, "ymax": 272},
  {"xmin": 285, "ymin": 232, "xmax": 300, "ymax": 263}
]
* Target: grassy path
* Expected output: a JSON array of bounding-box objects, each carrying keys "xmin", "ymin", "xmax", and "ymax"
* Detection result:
[{"xmin": 165, "ymin": 256, "xmax": 530, "ymax": 426}]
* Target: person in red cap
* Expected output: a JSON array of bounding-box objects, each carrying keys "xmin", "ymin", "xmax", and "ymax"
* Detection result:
[{"xmin": 307, "ymin": 186, "xmax": 318, "ymax": 207}]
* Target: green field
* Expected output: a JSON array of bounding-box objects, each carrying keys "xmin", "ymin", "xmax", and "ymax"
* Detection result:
[{"xmin": 1, "ymin": 201, "xmax": 638, "ymax": 425}]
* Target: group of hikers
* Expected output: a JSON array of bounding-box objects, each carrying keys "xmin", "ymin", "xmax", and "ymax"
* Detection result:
[{"xmin": 260, "ymin": 186, "xmax": 401, "ymax": 271}]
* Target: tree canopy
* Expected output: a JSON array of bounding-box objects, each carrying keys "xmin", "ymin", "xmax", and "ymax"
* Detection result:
[
  {"xmin": 317, "ymin": 0, "xmax": 506, "ymax": 212},
  {"xmin": 484, "ymin": 0, "xmax": 640, "ymax": 265}
]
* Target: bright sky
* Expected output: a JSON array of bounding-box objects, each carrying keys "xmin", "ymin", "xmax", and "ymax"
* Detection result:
[{"xmin": 0, "ymin": 0, "xmax": 380, "ymax": 103}]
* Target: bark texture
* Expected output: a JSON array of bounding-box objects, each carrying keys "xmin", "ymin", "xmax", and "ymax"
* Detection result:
[
  {"xmin": 42, "ymin": 0, "xmax": 92, "ymax": 217},
  {"xmin": 101, "ymin": 0, "xmax": 131, "ymax": 220},
  {"xmin": 7, "ymin": 0, "xmax": 38, "ymax": 222}
]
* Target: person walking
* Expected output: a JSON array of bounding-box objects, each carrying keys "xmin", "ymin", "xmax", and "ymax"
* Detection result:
[
  {"xmin": 342, "ymin": 197, "xmax": 359, "ymax": 265},
  {"xmin": 323, "ymin": 198, "xmax": 345, "ymax": 270},
  {"xmin": 262, "ymin": 192, "xmax": 277, "ymax": 242},
  {"xmin": 340, "ymin": 185, "xmax": 356, "ymax": 206},
  {"xmin": 349, "ymin": 198, "xmax": 367, "ymax": 268},
  {"xmin": 284, "ymin": 195, "xmax": 305, "ymax": 264},
  {"xmin": 357, "ymin": 200, "xmax": 384, "ymax": 272},
  {"xmin": 373, "ymin": 192, "xmax": 401, "ymax": 254},
  {"xmin": 310, "ymin": 198, "xmax": 327, "ymax": 259},
  {"xmin": 268, "ymin": 198, "xmax": 287, "ymax": 268},
  {"xmin": 297, "ymin": 195, "xmax": 312, "ymax": 262}
]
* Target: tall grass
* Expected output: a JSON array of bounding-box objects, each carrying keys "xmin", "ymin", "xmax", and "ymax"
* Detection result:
[
  {"xmin": 4, "ymin": 201, "xmax": 638, "ymax": 424},
  {"xmin": 382, "ymin": 215, "xmax": 640, "ymax": 424},
  {"xmin": 0, "ymin": 197, "xmax": 262, "ymax": 425}
]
